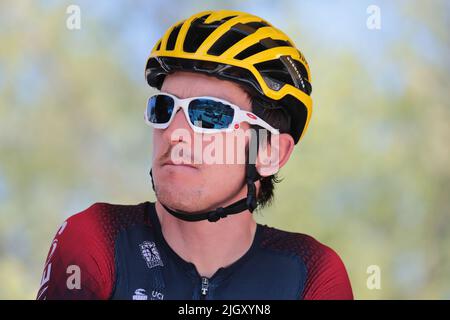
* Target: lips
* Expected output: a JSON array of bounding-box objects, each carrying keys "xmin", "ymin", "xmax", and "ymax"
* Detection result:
[{"xmin": 162, "ymin": 159, "xmax": 198, "ymax": 169}]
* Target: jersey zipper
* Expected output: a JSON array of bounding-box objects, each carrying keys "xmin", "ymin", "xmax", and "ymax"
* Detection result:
[{"xmin": 200, "ymin": 277, "xmax": 209, "ymax": 299}]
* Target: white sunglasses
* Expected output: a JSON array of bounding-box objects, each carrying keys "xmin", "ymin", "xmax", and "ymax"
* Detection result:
[{"xmin": 144, "ymin": 93, "xmax": 279, "ymax": 134}]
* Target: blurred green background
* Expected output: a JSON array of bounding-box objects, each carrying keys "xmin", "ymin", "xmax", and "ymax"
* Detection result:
[{"xmin": 0, "ymin": 0, "xmax": 449, "ymax": 299}]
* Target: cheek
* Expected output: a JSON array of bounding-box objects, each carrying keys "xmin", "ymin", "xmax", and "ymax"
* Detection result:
[
  {"xmin": 201, "ymin": 162, "xmax": 246, "ymax": 194},
  {"xmin": 152, "ymin": 130, "xmax": 165, "ymax": 160}
]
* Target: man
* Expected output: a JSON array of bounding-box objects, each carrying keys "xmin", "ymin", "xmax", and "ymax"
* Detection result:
[{"xmin": 37, "ymin": 10, "xmax": 353, "ymax": 300}]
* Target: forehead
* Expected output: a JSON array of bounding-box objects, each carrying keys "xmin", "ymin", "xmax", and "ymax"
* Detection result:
[{"xmin": 161, "ymin": 71, "xmax": 252, "ymax": 111}]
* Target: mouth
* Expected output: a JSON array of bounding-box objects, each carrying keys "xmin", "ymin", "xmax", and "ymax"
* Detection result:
[{"xmin": 162, "ymin": 159, "xmax": 198, "ymax": 170}]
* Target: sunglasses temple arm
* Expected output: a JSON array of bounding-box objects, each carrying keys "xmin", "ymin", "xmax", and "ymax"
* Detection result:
[{"xmin": 248, "ymin": 118, "xmax": 279, "ymax": 135}]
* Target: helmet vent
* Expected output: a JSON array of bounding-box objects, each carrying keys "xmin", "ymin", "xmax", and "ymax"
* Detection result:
[
  {"xmin": 184, "ymin": 15, "xmax": 236, "ymax": 53},
  {"xmin": 155, "ymin": 40, "xmax": 161, "ymax": 51},
  {"xmin": 234, "ymin": 38, "xmax": 292, "ymax": 60},
  {"xmin": 166, "ymin": 24, "xmax": 182, "ymax": 50},
  {"xmin": 254, "ymin": 58, "xmax": 311, "ymax": 94},
  {"xmin": 207, "ymin": 28, "xmax": 248, "ymax": 56},
  {"xmin": 245, "ymin": 21, "xmax": 269, "ymax": 30},
  {"xmin": 254, "ymin": 59, "xmax": 296, "ymax": 91}
]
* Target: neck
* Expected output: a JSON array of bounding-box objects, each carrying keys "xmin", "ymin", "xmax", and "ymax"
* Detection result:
[{"xmin": 154, "ymin": 199, "xmax": 257, "ymax": 278}]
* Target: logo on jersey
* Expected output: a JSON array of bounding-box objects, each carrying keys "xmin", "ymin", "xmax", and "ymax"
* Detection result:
[
  {"xmin": 139, "ymin": 241, "xmax": 164, "ymax": 269},
  {"xmin": 132, "ymin": 288, "xmax": 164, "ymax": 300},
  {"xmin": 132, "ymin": 288, "xmax": 148, "ymax": 300}
]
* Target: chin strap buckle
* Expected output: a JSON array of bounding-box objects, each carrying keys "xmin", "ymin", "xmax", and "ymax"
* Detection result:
[{"xmin": 207, "ymin": 207, "xmax": 227, "ymax": 223}]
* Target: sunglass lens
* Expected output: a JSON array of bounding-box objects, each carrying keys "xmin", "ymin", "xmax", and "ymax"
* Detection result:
[
  {"xmin": 147, "ymin": 95, "xmax": 174, "ymax": 124},
  {"xmin": 188, "ymin": 99, "xmax": 234, "ymax": 129}
]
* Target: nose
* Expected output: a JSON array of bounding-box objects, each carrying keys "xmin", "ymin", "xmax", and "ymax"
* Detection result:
[{"xmin": 162, "ymin": 107, "xmax": 193, "ymax": 144}]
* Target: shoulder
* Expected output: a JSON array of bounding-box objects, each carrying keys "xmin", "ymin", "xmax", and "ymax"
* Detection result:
[
  {"xmin": 37, "ymin": 201, "xmax": 152, "ymax": 300},
  {"xmin": 63, "ymin": 201, "xmax": 152, "ymax": 241},
  {"xmin": 259, "ymin": 225, "xmax": 334, "ymax": 262},
  {"xmin": 259, "ymin": 225, "xmax": 354, "ymax": 300},
  {"xmin": 57, "ymin": 201, "xmax": 152, "ymax": 256}
]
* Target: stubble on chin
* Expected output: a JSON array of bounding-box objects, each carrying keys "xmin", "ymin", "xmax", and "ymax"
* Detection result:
[{"xmin": 155, "ymin": 183, "xmax": 205, "ymax": 212}]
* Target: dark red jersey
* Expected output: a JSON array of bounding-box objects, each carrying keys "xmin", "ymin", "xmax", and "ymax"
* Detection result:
[{"xmin": 37, "ymin": 202, "xmax": 353, "ymax": 300}]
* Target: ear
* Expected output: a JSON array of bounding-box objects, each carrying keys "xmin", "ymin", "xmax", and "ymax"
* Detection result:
[{"xmin": 256, "ymin": 133, "xmax": 295, "ymax": 177}]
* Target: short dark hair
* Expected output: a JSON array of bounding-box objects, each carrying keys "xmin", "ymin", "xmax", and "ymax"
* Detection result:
[{"xmin": 239, "ymin": 85, "xmax": 292, "ymax": 209}]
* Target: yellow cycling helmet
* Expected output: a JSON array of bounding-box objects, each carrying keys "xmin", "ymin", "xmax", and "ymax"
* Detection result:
[{"xmin": 145, "ymin": 10, "xmax": 313, "ymax": 143}]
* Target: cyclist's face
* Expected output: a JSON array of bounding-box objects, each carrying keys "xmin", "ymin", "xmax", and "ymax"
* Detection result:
[{"xmin": 151, "ymin": 71, "xmax": 254, "ymax": 213}]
